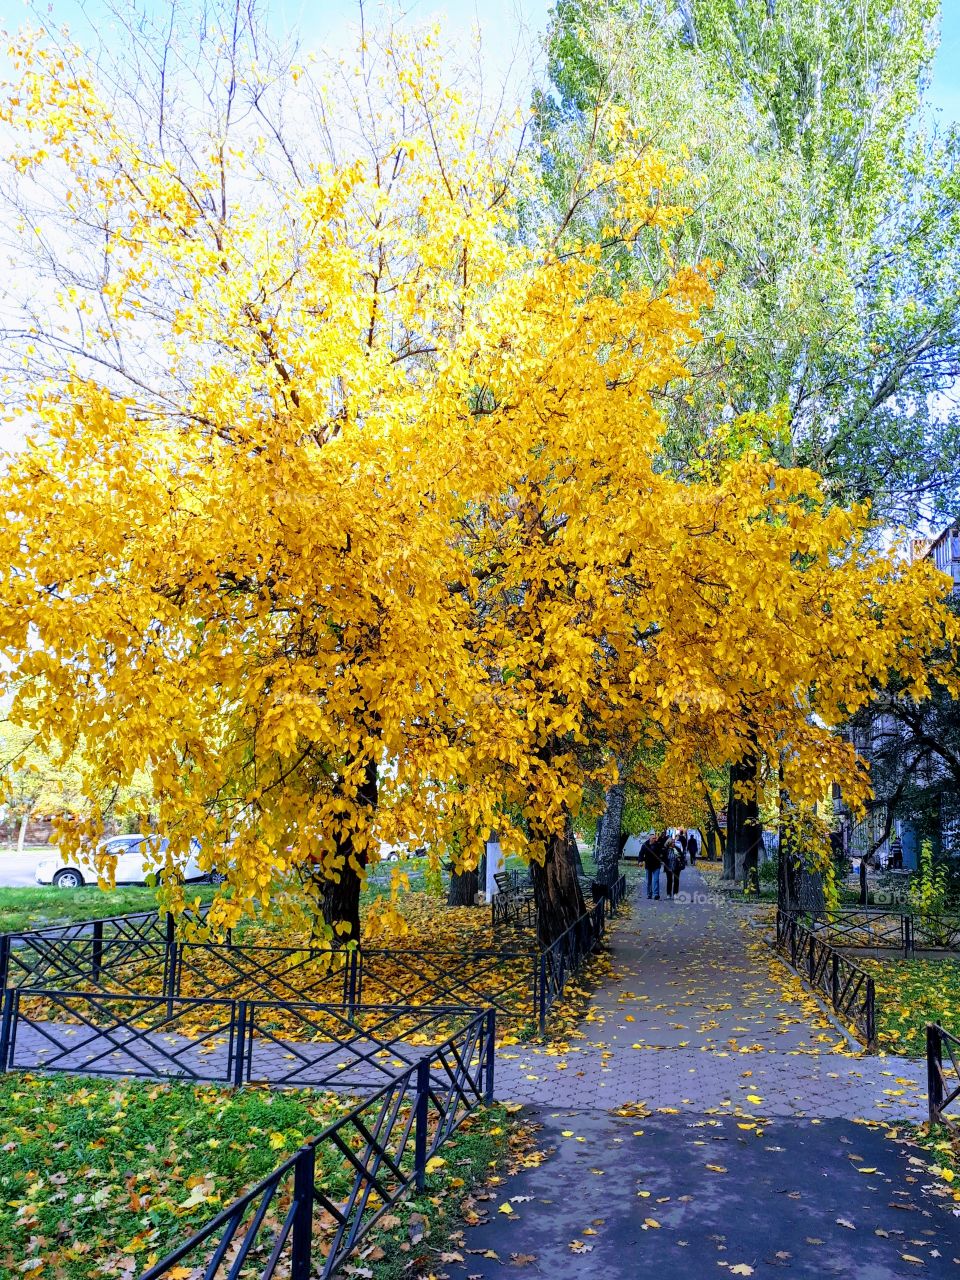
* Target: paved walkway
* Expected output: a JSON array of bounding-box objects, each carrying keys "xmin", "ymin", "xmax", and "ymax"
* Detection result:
[
  {"xmin": 494, "ymin": 867, "xmax": 927, "ymax": 1121},
  {"xmin": 451, "ymin": 867, "xmax": 960, "ymax": 1279}
]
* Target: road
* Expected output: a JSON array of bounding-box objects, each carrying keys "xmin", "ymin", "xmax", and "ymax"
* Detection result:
[{"xmin": 0, "ymin": 849, "xmax": 47, "ymax": 887}]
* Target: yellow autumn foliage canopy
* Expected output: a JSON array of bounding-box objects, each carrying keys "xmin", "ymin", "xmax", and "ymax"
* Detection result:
[{"xmin": 0, "ymin": 23, "xmax": 954, "ymax": 937}]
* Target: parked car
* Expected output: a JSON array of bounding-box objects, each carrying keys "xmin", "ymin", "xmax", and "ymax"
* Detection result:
[{"xmin": 35, "ymin": 835, "xmax": 207, "ymax": 888}]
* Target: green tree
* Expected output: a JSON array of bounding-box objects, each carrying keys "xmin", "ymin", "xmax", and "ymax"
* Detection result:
[{"xmin": 541, "ymin": 0, "xmax": 960, "ymax": 524}]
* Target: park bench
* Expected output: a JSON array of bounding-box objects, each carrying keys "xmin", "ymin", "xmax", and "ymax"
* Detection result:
[{"xmin": 492, "ymin": 868, "xmax": 536, "ymax": 931}]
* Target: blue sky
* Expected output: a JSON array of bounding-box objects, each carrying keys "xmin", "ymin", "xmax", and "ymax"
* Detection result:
[
  {"xmin": 930, "ymin": 0, "xmax": 960, "ymax": 123},
  {"xmin": 1, "ymin": 0, "xmax": 957, "ymax": 123}
]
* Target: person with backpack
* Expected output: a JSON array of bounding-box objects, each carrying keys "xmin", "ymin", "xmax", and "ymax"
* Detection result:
[
  {"xmin": 640, "ymin": 830, "xmax": 664, "ymax": 900},
  {"xmin": 664, "ymin": 834, "xmax": 684, "ymax": 900}
]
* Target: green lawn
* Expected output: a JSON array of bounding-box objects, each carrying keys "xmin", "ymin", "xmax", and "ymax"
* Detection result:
[
  {"xmin": 0, "ymin": 884, "xmax": 218, "ymax": 934},
  {"xmin": 0, "ymin": 1072, "xmax": 510, "ymax": 1279},
  {"xmin": 863, "ymin": 955, "xmax": 960, "ymax": 1057}
]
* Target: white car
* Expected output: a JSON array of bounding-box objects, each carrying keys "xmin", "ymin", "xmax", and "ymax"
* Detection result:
[{"xmin": 35, "ymin": 835, "xmax": 207, "ymax": 889}]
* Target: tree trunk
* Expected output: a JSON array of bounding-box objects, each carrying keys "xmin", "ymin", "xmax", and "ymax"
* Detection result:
[
  {"xmin": 531, "ymin": 819, "xmax": 587, "ymax": 946},
  {"xmin": 16, "ymin": 812, "xmax": 29, "ymax": 855},
  {"xmin": 447, "ymin": 867, "xmax": 479, "ymax": 906},
  {"xmin": 777, "ymin": 780, "xmax": 802, "ymax": 913},
  {"xmin": 727, "ymin": 753, "xmax": 761, "ymax": 890},
  {"xmin": 706, "ymin": 825, "xmax": 718, "ymax": 860},
  {"xmin": 570, "ymin": 824, "xmax": 585, "ymax": 876},
  {"xmin": 701, "ymin": 786, "xmax": 726, "ymax": 867},
  {"xmin": 318, "ymin": 757, "xmax": 378, "ymax": 946},
  {"xmin": 595, "ymin": 779, "xmax": 625, "ymax": 880},
  {"xmin": 722, "ymin": 770, "xmax": 737, "ymax": 881}
]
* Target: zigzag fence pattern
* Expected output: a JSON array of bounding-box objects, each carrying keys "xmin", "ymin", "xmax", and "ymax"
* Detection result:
[
  {"xmin": 136, "ymin": 1012, "xmax": 493, "ymax": 1280},
  {"xmin": 775, "ymin": 909, "xmax": 876, "ymax": 1050}
]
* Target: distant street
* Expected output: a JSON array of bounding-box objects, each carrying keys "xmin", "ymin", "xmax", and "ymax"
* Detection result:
[{"xmin": 0, "ymin": 849, "xmax": 46, "ymax": 888}]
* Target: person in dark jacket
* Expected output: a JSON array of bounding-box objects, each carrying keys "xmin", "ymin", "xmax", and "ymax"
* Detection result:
[
  {"xmin": 664, "ymin": 835, "xmax": 684, "ymax": 900},
  {"xmin": 640, "ymin": 831, "xmax": 664, "ymax": 900},
  {"xmin": 685, "ymin": 828, "xmax": 699, "ymax": 866}
]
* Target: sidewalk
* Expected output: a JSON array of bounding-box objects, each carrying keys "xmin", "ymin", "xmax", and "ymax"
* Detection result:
[
  {"xmin": 495, "ymin": 866, "xmax": 927, "ymax": 1121},
  {"xmin": 452, "ymin": 866, "xmax": 960, "ymax": 1279}
]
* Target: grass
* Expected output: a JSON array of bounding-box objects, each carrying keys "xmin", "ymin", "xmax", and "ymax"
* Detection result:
[
  {"xmin": 862, "ymin": 955, "xmax": 960, "ymax": 1057},
  {"xmin": 0, "ymin": 884, "xmax": 218, "ymax": 934},
  {"xmin": 0, "ymin": 1071, "xmax": 514, "ymax": 1279},
  {"xmin": 370, "ymin": 1103, "xmax": 515, "ymax": 1280},
  {"xmin": 0, "ymin": 1072, "xmax": 354, "ymax": 1277}
]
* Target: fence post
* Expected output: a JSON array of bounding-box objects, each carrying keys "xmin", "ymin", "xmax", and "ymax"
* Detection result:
[
  {"xmin": 414, "ymin": 1058, "xmax": 431, "ymax": 1192},
  {"xmin": 343, "ymin": 948, "xmax": 360, "ymax": 1020},
  {"xmin": 162, "ymin": 913, "xmax": 177, "ymax": 1008},
  {"xmin": 0, "ymin": 987, "xmax": 15, "ymax": 1071},
  {"xmin": 91, "ymin": 919, "xmax": 104, "ymax": 985},
  {"xmin": 538, "ymin": 952, "xmax": 547, "ymax": 1035},
  {"xmin": 807, "ymin": 934, "xmax": 815, "ymax": 983},
  {"xmin": 928, "ymin": 1023, "xmax": 945, "ymax": 1124},
  {"xmin": 484, "ymin": 1009, "xmax": 496, "ymax": 1105},
  {"xmin": 289, "ymin": 1142, "xmax": 316, "ymax": 1280},
  {"xmin": 0, "ymin": 935, "xmax": 9, "ymax": 993},
  {"xmin": 831, "ymin": 951, "xmax": 840, "ymax": 1010},
  {"xmin": 865, "ymin": 976, "xmax": 877, "ymax": 1051},
  {"xmin": 905, "ymin": 915, "xmax": 914, "ymax": 956},
  {"xmin": 232, "ymin": 1001, "xmax": 248, "ymax": 1088}
]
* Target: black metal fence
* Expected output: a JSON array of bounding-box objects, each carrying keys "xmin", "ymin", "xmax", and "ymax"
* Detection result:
[
  {"xmin": 137, "ymin": 1010, "xmax": 494, "ymax": 1280},
  {"xmin": 1, "ymin": 873, "xmax": 631, "ymax": 1056},
  {"xmin": 0, "ymin": 982, "xmax": 494, "ymax": 1092},
  {"xmin": 927, "ymin": 1022, "xmax": 960, "ymax": 1125},
  {"xmin": 804, "ymin": 908, "xmax": 912, "ymax": 953},
  {"xmin": 788, "ymin": 906, "xmax": 960, "ymax": 956},
  {"xmin": 775, "ymin": 909, "xmax": 877, "ymax": 1050},
  {"xmin": 538, "ymin": 896, "xmax": 608, "ymax": 1032}
]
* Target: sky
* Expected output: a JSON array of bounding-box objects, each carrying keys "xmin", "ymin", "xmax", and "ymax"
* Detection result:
[
  {"xmin": 929, "ymin": 0, "xmax": 960, "ymax": 123},
  {"xmin": 0, "ymin": 0, "xmax": 958, "ymax": 469},
  {"xmin": 0, "ymin": 0, "xmax": 955, "ymax": 124}
]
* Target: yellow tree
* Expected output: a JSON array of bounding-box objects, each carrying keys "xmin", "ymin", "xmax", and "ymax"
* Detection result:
[
  {"xmin": 0, "ymin": 20, "xmax": 527, "ymax": 939},
  {"xmin": 0, "ymin": 11, "xmax": 956, "ymax": 948}
]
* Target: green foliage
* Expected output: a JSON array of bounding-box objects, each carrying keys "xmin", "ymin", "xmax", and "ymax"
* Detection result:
[
  {"xmin": 908, "ymin": 839, "xmax": 952, "ymax": 941},
  {"xmin": 759, "ymin": 856, "xmax": 778, "ymax": 887},
  {"xmin": 541, "ymin": 0, "xmax": 960, "ymax": 523}
]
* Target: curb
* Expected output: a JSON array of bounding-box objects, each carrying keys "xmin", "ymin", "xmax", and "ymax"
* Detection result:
[{"xmin": 761, "ymin": 931, "xmax": 867, "ymax": 1056}]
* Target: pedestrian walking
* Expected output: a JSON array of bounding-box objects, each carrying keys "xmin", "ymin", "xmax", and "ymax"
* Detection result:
[
  {"xmin": 685, "ymin": 827, "xmax": 699, "ymax": 866},
  {"xmin": 890, "ymin": 834, "xmax": 904, "ymax": 870},
  {"xmin": 641, "ymin": 831, "xmax": 663, "ymax": 900},
  {"xmin": 664, "ymin": 835, "xmax": 684, "ymax": 900}
]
